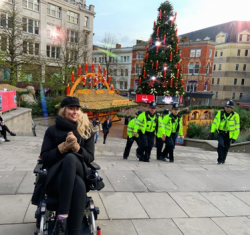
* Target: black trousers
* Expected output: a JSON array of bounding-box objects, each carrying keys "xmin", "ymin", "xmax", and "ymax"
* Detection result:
[
  {"xmin": 217, "ymin": 132, "xmax": 231, "ymax": 163},
  {"xmin": 0, "ymin": 125, "xmax": 11, "ymax": 139},
  {"xmin": 156, "ymin": 137, "xmax": 164, "ymax": 159},
  {"xmin": 136, "ymin": 132, "xmax": 154, "ymax": 161},
  {"xmin": 103, "ymin": 130, "xmax": 109, "ymax": 143},
  {"xmin": 162, "ymin": 133, "xmax": 178, "ymax": 161},
  {"xmin": 123, "ymin": 136, "xmax": 139, "ymax": 158},
  {"xmin": 52, "ymin": 153, "xmax": 86, "ymax": 235}
]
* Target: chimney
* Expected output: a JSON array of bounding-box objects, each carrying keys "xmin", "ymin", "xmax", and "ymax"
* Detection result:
[
  {"xmin": 116, "ymin": 44, "xmax": 121, "ymax": 49},
  {"xmin": 93, "ymin": 45, "xmax": 98, "ymax": 50},
  {"xmin": 181, "ymin": 36, "xmax": 189, "ymax": 42},
  {"xmin": 136, "ymin": 39, "xmax": 143, "ymax": 45}
]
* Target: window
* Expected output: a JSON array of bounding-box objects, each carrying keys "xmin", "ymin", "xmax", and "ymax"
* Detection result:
[
  {"xmin": 194, "ymin": 63, "xmax": 199, "ymax": 74},
  {"xmin": 209, "ymin": 49, "xmax": 212, "ymax": 57},
  {"xmin": 239, "ymin": 34, "xmax": 242, "ymax": 41},
  {"xmin": 47, "ymin": 4, "xmax": 61, "ymax": 18},
  {"xmin": 215, "ymin": 51, "xmax": 217, "ymax": 57},
  {"xmin": 213, "ymin": 64, "xmax": 216, "ymax": 71},
  {"xmin": 188, "ymin": 63, "xmax": 194, "ymax": 74},
  {"xmin": 237, "ymin": 49, "xmax": 241, "ymax": 56},
  {"xmin": 241, "ymin": 79, "xmax": 245, "ymax": 85},
  {"xmin": 127, "ymin": 56, "xmax": 130, "ymax": 62},
  {"xmin": 232, "ymin": 92, "xmax": 235, "ymax": 99},
  {"xmin": 83, "ymin": 33, "xmax": 88, "ymax": 45},
  {"xmin": 84, "ymin": 16, "xmax": 89, "ymax": 27},
  {"xmin": 245, "ymin": 50, "xmax": 248, "ymax": 56},
  {"xmin": 247, "ymin": 35, "xmax": 250, "ymax": 42},
  {"xmin": 47, "ymin": 25, "xmax": 61, "ymax": 39},
  {"xmin": 219, "ymin": 64, "xmax": 221, "ymax": 70},
  {"xmin": 67, "ymin": 30, "xmax": 78, "ymax": 43},
  {"xmin": 235, "ymin": 64, "xmax": 239, "ymax": 71},
  {"xmin": 125, "ymin": 69, "xmax": 128, "ymax": 76},
  {"xmin": 190, "ymin": 49, "xmax": 201, "ymax": 57},
  {"xmin": 94, "ymin": 57, "xmax": 96, "ymax": 63},
  {"xmin": 121, "ymin": 69, "xmax": 124, "ymax": 76},
  {"xmin": 206, "ymin": 64, "xmax": 209, "ymax": 74},
  {"xmin": 0, "ymin": 13, "xmax": 7, "ymax": 27},
  {"xmin": 136, "ymin": 53, "xmax": 143, "ymax": 59},
  {"xmin": 23, "ymin": 41, "xmax": 39, "ymax": 55},
  {"xmin": 0, "ymin": 36, "xmax": 7, "ymax": 51},
  {"xmin": 135, "ymin": 65, "xmax": 141, "ymax": 74},
  {"xmin": 211, "ymin": 78, "xmax": 214, "ymax": 84},
  {"xmin": 239, "ymin": 93, "xmax": 243, "ymax": 99},
  {"xmin": 217, "ymin": 78, "xmax": 220, "ymax": 85},
  {"xmin": 234, "ymin": 78, "xmax": 237, "ymax": 85},
  {"xmin": 119, "ymin": 81, "xmax": 124, "ymax": 89},
  {"xmin": 47, "ymin": 45, "xmax": 60, "ymax": 58},
  {"xmin": 114, "ymin": 69, "xmax": 117, "ymax": 76},
  {"xmin": 98, "ymin": 57, "xmax": 101, "ymax": 63},
  {"xmin": 66, "ymin": 50, "xmax": 77, "ymax": 61},
  {"xmin": 22, "ymin": 18, "xmax": 39, "ymax": 34},
  {"xmin": 67, "ymin": 11, "xmax": 79, "ymax": 24},
  {"xmin": 22, "ymin": 0, "xmax": 39, "ymax": 11},
  {"xmin": 215, "ymin": 92, "xmax": 218, "ymax": 98},
  {"xmin": 220, "ymin": 51, "xmax": 223, "ymax": 56},
  {"xmin": 243, "ymin": 64, "xmax": 247, "ymax": 71}
]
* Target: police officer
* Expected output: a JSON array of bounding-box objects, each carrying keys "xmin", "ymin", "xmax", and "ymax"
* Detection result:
[
  {"xmin": 156, "ymin": 109, "xmax": 170, "ymax": 161},
  {"xmin": 210, "ymin": 100, "xmax": 240, "ymax": 164},
  {"xmin": 162, "ymin": 103, "xmax": 184, "ymax": 162},
  {"xmin": 123, "ymin": 111, "xmax": 142, "ymax": 159},
  {"xmin": 133, "ymin": 101, "xmax": 157, "ymax": 162}
]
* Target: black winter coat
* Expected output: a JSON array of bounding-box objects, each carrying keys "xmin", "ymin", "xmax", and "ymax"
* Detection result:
[
  {"xmin": 40, "ymin": 115, "xmax": 95, "ymax": 188},
  {"xmin": 102, "ymin": 120, "xmax": 112, "ymax": 133}
]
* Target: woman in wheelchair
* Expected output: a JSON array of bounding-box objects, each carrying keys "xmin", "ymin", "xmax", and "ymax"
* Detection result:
[{"xmin": 40, "ymin": 97, "xmax": 95, "ymax": 235}]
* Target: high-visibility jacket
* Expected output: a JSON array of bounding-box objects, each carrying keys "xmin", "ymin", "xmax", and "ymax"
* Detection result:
[
  {"xmin": 169, "ymin": 113, "xmax": 183, "ymax": 136},
  {"xmin": 127, "ymin": 118, "xmax": 138, "ymax": 138},
  {"xmin": 159, "ymin": 114, "xmax": 172, "ymax": 137},
  {"xmin": 211, "ymin": 110, "xmax": 240, "ymax": 140},
  {"xmin": 133, "ymin": 111, "xmax": 157, "ymax": 134},
  {"xmin": 156, "ymin": 116, "xmax": 164, "ymax": 138}
]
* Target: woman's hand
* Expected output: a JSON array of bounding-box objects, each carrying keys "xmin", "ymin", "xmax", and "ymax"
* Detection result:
[{"xmin": 66, "ymin": 132, "xmax": 77, "ymax": 144}]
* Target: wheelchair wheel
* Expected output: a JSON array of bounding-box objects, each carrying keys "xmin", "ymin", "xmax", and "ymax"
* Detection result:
[
  {"xmin": 88, "ymin": 211, "xmax": 97, "ymax": 235},
  {"xmin": 40, "ymin": 215, "xmax": 45, "ymax": 235}
]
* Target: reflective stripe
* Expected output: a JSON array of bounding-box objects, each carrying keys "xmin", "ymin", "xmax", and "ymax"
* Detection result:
[
  {"xmin": 215, "ymin": 117, "xmax": 218, "ymax": 120},
  {"xmin": 229, "ymin": 125, "xmax": 235, "ymax": 127},
  {"xmin": 212, "ymin": 122, "xmax": 216, "ymax": 124},
  {"xmin": 235, "ymin": 123, "xmax": 240, "ymax": 125},
  {"xmin": 136, "ymin": 120, "xmax": 143, "ymax": 124},
  {"xmin": 236, "ymin": 128, "xmax": 240, "ymax": 130}
]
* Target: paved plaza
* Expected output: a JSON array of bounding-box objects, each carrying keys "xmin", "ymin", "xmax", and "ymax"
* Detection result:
[{"xmin": 0, "ymin": 124, "xmax": 250, "ymax": 235}]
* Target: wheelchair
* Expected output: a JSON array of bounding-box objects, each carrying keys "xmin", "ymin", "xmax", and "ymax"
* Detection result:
[{"xmin": 31, "ymin": 158, "xmax": 104, "ymax": 235}]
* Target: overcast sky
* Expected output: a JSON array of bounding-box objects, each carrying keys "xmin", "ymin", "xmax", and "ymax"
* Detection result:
[{"xmin": 88, "ymin": 0, "xmax": 250, "ymax": 47}]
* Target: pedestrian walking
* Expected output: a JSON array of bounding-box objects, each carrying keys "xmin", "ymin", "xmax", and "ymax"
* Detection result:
[
  {"xmin": 0, "ymin": 111, "xmax": 16, "ymax": 142},
  {"xmin": 156, "ymin": 109, "xmax": 170, "ymax": 161},
  {"xmin": 210, "ymin": 100, "xmax": 240, "ymax": 164},
  {"xmin": 162, "ymin": 103, "xmax": 184, "ymax": 162},
  {"xmin": 102, "ymin": 115, "xmax": 112, "ymax": 144},
  {"xmin": 91, "ymin": 117, "xmax": 102, "ymax": 143},
  {"xmin": 133, "ymin": 101, "xmax": 157, "ymax": 162},
  {"xmin": 123, "ymin": 111, "xmax": 142, "ymax": 159}
]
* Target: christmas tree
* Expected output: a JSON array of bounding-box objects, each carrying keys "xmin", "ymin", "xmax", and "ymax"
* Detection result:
[{"xmin": 136, "ymin": 1, "xmax": 184, "ymax": 103}]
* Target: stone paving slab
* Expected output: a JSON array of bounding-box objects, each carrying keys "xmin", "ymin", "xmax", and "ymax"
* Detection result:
[
  {"xmin": 212, "ymin": 217, "xmax": 250, "ymax": 235},
  {"xmin": 99, "ymin": 192, "xmax": 148, "ymax": 219},
  {"xmin": 103, "ymin": 170, "xmax": 148, "ymax": 192},
  {"xmin": 24, "ymin": 201, "xmax": 36, "ymax": 223},
  {"xmin": 169, "ymin": 192, "xmax": 224, "ymax": 217},
  {"xmin": 163, "ymin": 170, "xmax": 210, "ymax": 192},
  {"xmin": 16, "ymin": 172, "xmax": 35, "ymax": 194},
  {"xmin": 135, "ymin": 193, "xmax": 187, "ymax": 218},
  {"xmin": 132, "ymin": 219, "xmax": 183, "ymax": 235},
  {"xmin": 0, "ymin": 171, "xmax": 26, "ymax": 194},
  {"xmin": 0, "ymin": 195, "xmax": 31, "ymax": 223},
  {"xmin": 97, "ymin": 220, "xmax": 137, "ymax": 235},
  {"xmin": 201, "ymin": 192, "xmax": 250, "ymax": 216},
  {"xmin": 232, "ymin": 192, "xmax": 250, "ymax": 206},
  {"xmin": 173, "ymin": 218, "xmax": 226, "ymax": 235},
  {"xmin": 135, "ymin": 170, "xmax": 179, "ymax": 192},
  {"xmin": 0, "ymin": 223, "xmax": 36, "ymax": 235}
]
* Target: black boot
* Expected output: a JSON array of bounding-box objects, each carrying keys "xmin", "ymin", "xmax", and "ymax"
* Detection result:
[
  {"xmin": 4, "ymin": 139, "xmax": 10, "ymax": 142},
  {"xmin": 10, "ymin": 132, "xmax": 16, "ymax": 136},
  {"xmin": 52, "ymin": 217, "xmax": 67, "ymax": 235}
]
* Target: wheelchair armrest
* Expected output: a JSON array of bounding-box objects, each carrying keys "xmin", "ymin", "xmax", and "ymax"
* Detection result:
[
  {"xmin": 89, "ymin": 162, "xmax": 101, "ymax": 171},
  {"xmin": 34, "ymin": 163, "xmax": 44, "ymax": 174}
]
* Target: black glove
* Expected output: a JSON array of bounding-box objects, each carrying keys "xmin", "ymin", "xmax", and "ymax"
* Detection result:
[
  {"xmin": 210, "ymin": 133, "xmax": 214, "ymax": 139},
  {"xmin": 231, "ymin": 139, "xmax": 236, "ymax": 144}
]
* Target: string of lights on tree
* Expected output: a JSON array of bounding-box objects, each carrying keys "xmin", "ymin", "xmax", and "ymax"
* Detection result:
[{"xmin": 136, "ymin": 1, "xmax": 184, "ymax": 103}]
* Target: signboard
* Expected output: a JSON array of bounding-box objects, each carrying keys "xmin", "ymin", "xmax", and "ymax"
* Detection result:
[
  {"xmin": 0, "ymin": 90, "xmax": 17, "ymax": 112},
  {"xmin": 156, "ymin": 95, "xmax": 179, "ymax": 105},
  {"xmin": 136, "ymin": 94, "xmax": 155, "ymax": 103},
  {"xmin": 239, "ymin": 103, "xmax": 250, "ymax": 108}
]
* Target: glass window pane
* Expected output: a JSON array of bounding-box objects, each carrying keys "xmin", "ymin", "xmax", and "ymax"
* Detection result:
[
  {"xmin": 35, "ymin": 43, "xmax": 39, "ymax": 55},
  {"xmin": 28, "ymin": 19, "xmax": 33, "ymax": 33},
  {"xmin": 23, "ymin": 41, "xmax": 27, "ymax": 54},
  {"xmin": 46, "ymin": 45, "xmax": 50, "ymax": 57},
  {"xmin": 29, "ymin": 42, "xmax": 33, "ymax": 54}
]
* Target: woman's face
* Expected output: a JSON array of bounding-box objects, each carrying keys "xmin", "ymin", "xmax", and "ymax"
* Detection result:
[{"xmin": 65, "ymin": 106, "xmax": 80, "ymax": 123}]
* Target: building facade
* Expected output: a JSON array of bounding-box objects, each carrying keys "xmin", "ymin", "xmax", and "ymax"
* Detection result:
[
  {"xmin": 0, "ymin": 0, "xmax": 95, "ymax": 89},
  {"xmin": 92, "ymin": 44, "xmax": 132, "ymax": 95},
  {"xmin": 179, "ymin": 39, "xmax": 214, "ymax": 106},
  {"xmin": 180, "ymin": 21, "xmax": 250, "ymax": 106}
]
